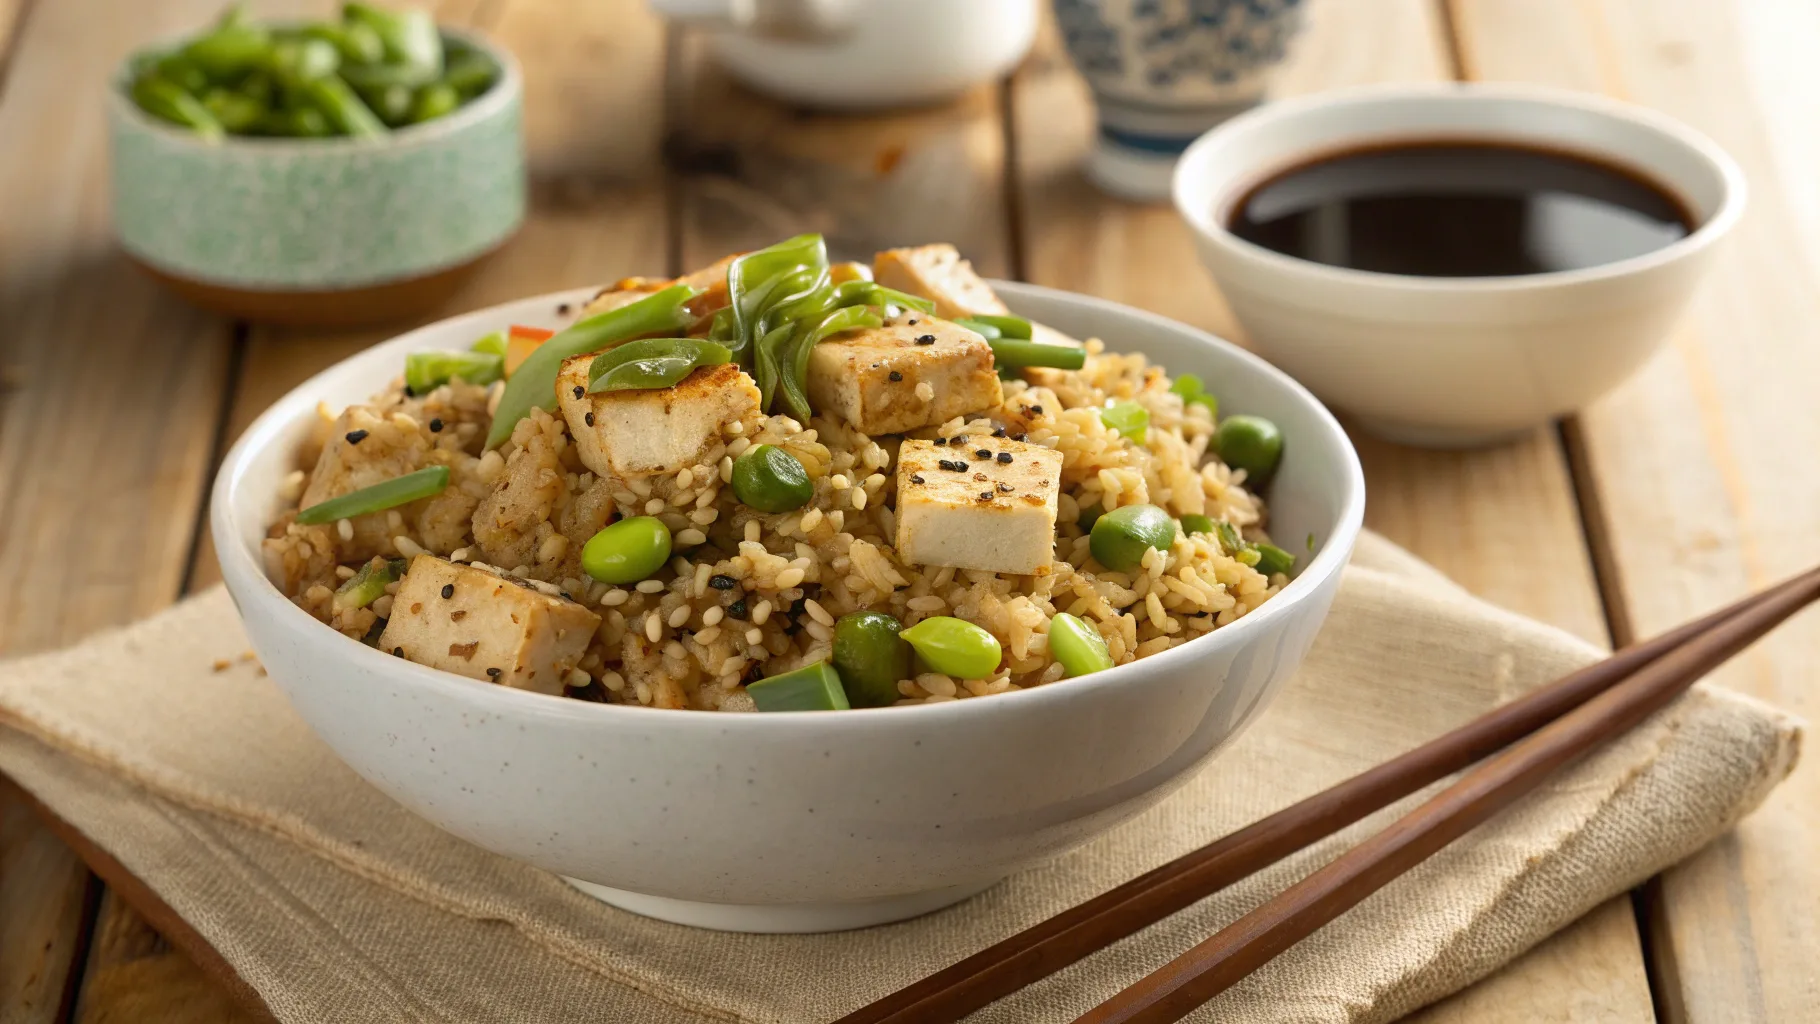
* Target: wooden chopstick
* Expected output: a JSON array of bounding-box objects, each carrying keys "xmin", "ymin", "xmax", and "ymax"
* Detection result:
[
  {"xmin": 1076, "ymin": 566, "xmax": 1820, "ymax": 1024},
  {"xmin": 841, "ymin": 566, "xmax": 1820, "ymax": 1024}
]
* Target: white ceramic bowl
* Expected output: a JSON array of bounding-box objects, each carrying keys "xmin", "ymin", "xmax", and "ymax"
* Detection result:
[
  {"xmin": 211, "ymin": 282, "xmax": 1364, "ymax": 932},
  {"xmin": 1173, "ymin": 83, "xmax": 1746, "ymax": 447}
]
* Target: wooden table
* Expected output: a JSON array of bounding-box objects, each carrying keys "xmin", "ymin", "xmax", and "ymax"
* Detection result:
[{"xmin": 1, "ymin": 1, "xmax": 1814, "ymax": 1020}]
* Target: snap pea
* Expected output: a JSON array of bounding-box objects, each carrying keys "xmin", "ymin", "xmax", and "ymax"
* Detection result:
[
  {"xmin": 344, "ymin": 2, "xmax": 444, "ymax": 83},
  {"xmin": 405, "ymin": 349, "xmax": 504, "ymax": 393},
  {"xmin": 200, "ymin": 88, "xmax": 266, "ymax": 133},
  {"xmin": 363, "ymin": 81, "xmax": 415, "ymax": 125},
  {"xmin": 1215, "ymin": 414, "xmax": 1283, "ymax": 483},
  {"xmin": 296, "ymin": 466, "xmax": 450, "ymax": 524},
  {"xmin": 304, "ymin": 75, "xmax": 388, "ymax": 137},
  {"xmin": 580, "ymin": 517, "xmax": 672, "ymax": 584},
  {"xmin": 832, "ymin": 611, "xmax": 911, "ymax": 708},
  {"xmin": 487, "ymin": 284, "xmax": 700, "ymax": 449},
  {"xmin": 410, "ymin": 81, "xmax": 460, "ymax": 123},
  {"xmin": 1170, "ymin": 372, "xmax": 1217, "ymax": 416},
  {"xmin": 958, "ymin": 314, "xmax": 1033, "ymax": 339},
  {"xmin": 443, "ymin": 50, "xmax": 497, "ymax": 98},
  {"xmin": 267, "ymin": 37, "xmax": 340, "ymax": 84},
  {"xmin": 132, "ymin": 77, "xmax": 224, "ymax": 140},
  {"xmin": 986, "ymin": 337, "xmax": 1087, "ymax": 372},
  {"xmin": 780, "ymin": 304, "xmax": 881, "ymax": 421},
  {"xmin": 183, "ymin": 21, "xmax": 272, "ymax": 80},
  {"xmin": 587, "ymin": 338, "xmax": 732, "ymax": 393},
  {"xmin": 332, "ymin": 557, "xmax": 407, "ymax": 612},
  {"xmin": 1099, "ymin": 401, "xmax": 1149, "ymax": 444},
  {"xmin": 305, "ymin": 20, "xmax": 385, "ymax": 65},
  {"xmin": 728, "ymin": 234, "xmax": 828, "ymax": 355},
  {"xmin": 1254, "ymin": 542, "xmax": 1296, "ymax": 577},
  {"xmin": 748, "ymin": 661, "xmax": 851, "ymax": 712},
  {"xmin": 1089, "ymin": 503, "xmax": 1177, "ymax": 572},
  {"xmin": 731, "ymin": 444, "xmax": 814, "ymax": 513},
  {"xmin": 899, "ymin": 616, "xmax": 1002, "ymax": 680},
  {"xmin": 151, "ymin": 52, "xmax": 211, "ymax": 94},
  {"xmin": 1179, "ymin": 514, "xmax": 1216, "ymax": 537},
  {"xmin": 1048, "ymin": 612, "xmax": 1114, "ymax": 678},
  {"xmin": 274, "ymin": 105, "xmax": 334, "ymax": 137}
]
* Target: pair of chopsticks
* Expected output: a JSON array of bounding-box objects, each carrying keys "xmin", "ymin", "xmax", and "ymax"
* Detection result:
[{"xmin": 839, "ymin": 565, "xmax": 1820, "ymax": 1024}]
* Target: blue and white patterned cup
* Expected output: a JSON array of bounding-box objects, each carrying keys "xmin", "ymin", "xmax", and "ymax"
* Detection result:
[
  {"xmin": 1054, "ymin": 0, "xmax": 1307, "ymax": 200},
  {"xmin": 109, "ymin": 26, "xmax": 525, "ymax": 325}
]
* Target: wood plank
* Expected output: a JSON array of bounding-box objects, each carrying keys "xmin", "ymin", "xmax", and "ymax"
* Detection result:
[
  {"xmin": 76, "ymin": 0, "xmax": 675, "ymax": 1020},
  {"xmin": 1010, "ymin": 1, "xmax": 1639, "ymax": 1019},
  {"xmin": 0, "ymin": 0, "xmax": 265, "ymax": 1017},
  {"xmin": 1449, "ymin": 1, "xmax": 1820, "ymax": 1020}
]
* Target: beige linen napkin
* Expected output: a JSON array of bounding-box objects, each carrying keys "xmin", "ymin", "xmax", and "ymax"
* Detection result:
[{"xmin": 0, "ymin": 533, "xmax": 1801, "ymax": 1023}]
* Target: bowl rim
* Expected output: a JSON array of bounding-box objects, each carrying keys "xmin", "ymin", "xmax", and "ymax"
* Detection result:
[
  {"xmin": 110, "ymin": 23, "xmax": 522, "ymax": 153},
  {"xmin": 1171, "ymin": 81, "xmax": 1749, "ymax": 294},
  {"xmin": 211, "ymin": 280, "xmax": 1366, "ymax": 730}
]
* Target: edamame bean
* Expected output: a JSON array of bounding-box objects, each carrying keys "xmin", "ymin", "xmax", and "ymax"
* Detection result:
[
  {"xmin": 1216, "ymin": 415, "xmax": 1283, "ymax": 483},
  {"xmin": 899, "ymin": 617, "xmax": 1002, "ymax": 680},
  {"xmin": 832, "ymin": 612, "xmax": 911, "ymax": 708},
  {"xmin": 731, "ymin": 444, "xmax": 814, "ymax": 513},
  {"xmin": 581, "ymin": 516, "xmax": 672, "ymax": 584},
  {"xmin": 1048, "ymin": 613, "xmax": 1114, "ymax": 678},
  {"xmin": 1089, "ymin": 503, "xmax": 1177, "ymax": 572}
]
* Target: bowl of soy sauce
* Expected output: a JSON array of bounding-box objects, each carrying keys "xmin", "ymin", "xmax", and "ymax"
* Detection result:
[{"xmin": 1172, "ymin": 84, "xmax": 1746, "ymax": 447}]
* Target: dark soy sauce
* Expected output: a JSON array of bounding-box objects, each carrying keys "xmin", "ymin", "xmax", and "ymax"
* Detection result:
[{"xmin": 1228, "ymin": 140, "xmax": 1696, "ymax": 277}]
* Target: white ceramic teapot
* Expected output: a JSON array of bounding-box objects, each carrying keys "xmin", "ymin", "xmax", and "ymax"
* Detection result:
[{"xmin": 649, "ymin": 0, "xmax": 1038, "ymax": 109}]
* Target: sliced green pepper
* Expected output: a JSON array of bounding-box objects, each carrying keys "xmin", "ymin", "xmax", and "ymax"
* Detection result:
[
  {"xmin": 727, "ymin": 234, "xmax": 827, "ymax": 356},
  {"xmin": 1254, "ymin": 542, "xmax": 1295, "ymax": 577},
  {"xmin": 405, "ymin": 350, "xmax": 504, "ymax": 393},
  {"xmin": 748, "ymin": 661, "xmax": 852, "ymax": 712},
  {"xmin": 587, "ymin": 338, "xmax": 732, "ymax": 393},
  {"xmin": 333, "ymin": 557, "xmax": 407, "ymax": 612},
  {"xmin": 1170, "ymin": 372, "xmax": 1218, "ymax": 416},
  {"xmin": 486, "ymin": 283, "xmax": 700, "ymax": 449},
  {"xmin": 132, "ymin": 76, "xmax": 224, "ymax": 140},
  {"xmin": 296, "ymin": 466, "xmax": 450, "ymax": 525},
  {"xmin": 781, "ymin": 304, "xmax": 881, "ymax": 421}
]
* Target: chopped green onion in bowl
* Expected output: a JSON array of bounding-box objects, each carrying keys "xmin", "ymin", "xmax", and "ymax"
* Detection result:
[
  {"xmin": 295, "ymin": 465, "xmax": 450, "ymax": 525},
  {"xmin": 748, "ymin": 661, "xmax": 851, "ymax": 712},
  {"xmin": 332, "ymin": 557, "xmax": 407, "ymax": 612},
  {"xmin": 404, "ymin": 349, "xmax": 503, "ymax": 393}
]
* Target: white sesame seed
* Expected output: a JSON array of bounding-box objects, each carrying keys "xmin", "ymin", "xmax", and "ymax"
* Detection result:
[
  {"xmin": 602, "ymin": 589, "xmax": 629, "ymax": 606},
  {"xmin": 394, "ymin": 536, "xmax": 425, "ymax": 559},
  {"xmin": 646, "ymin": 614, "xmax": 663, "ymax": 643},
  {"xmin": 745, "ymin": 627, "xmax": 764, "ymax": 646},
  {"xmin": 695, "ymin": 626, "xmax": 722, "ymax": 645},
  {"xmin": 745, "ymin": 521, "xmax": 762, "ymax": 543},
  {"xmin": 336, "ymin": 518, "xmax": 354, "ymax": 542},
  {"xmin": 702, "ymin": 605, "xmax": 724, "ymax": 626},
  {"xmin": 635, "ymin": 579, "xmax": 665, "ymax": 594},
  {"xmin": 601, "ymin": 670, "xmax": 626, "ymax": 692},
  {"xmin": 644, "ymin": 498, "xmax": 666, "ymax": 515},
  {"xmin": 674, "ymin": 467, "xmax": 694, "ymax": 490},
  {"xmin": 726, "ymin": 420, "xmax": 745, "ymax": 435},
  {"xmin": 538, "ymin": 533, "xmax": 569, "ymax": 563},
  {"xmin": 830, "ymin": 474, "xmax": 850, "ymax": 490},
  {"xmin": 690, "ymin": 507, "xmax": 719, "ymax": 526},
  {"xmin": 667, "ymin": 605, "xmax": 691, "ymax": 627},
  {"xmin": 676, "ymin": 528, "xmax": 707, "ymax": 546},
  {"xmin": 565, "ymin": 667, "xmax": 590, "ymax": 688},
  {"xmin": 334, "ymin": 564, "xmax": 357, "ymax": 579},
  {"xmin": 804, "ymin": 599, "xmax": 834, "ymax": 626},
  {"xmin": 753, "ymin": 600, "xmax": 773, "ymax": 625},
  {"xmin": 775, "ymin": 567, "xmax": 806, "ymax": 589}
]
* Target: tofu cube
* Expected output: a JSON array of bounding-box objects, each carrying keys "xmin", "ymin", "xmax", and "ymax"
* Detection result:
[
  {"xmin": 806, "ymin": 319, "xmax": 1002, "ymax": 436},
  {"xmin": 872, "ymin": 244, "xmax": 1009, "ymax": 320},
  {"xmin": 556, "ymin": 359, "xmax": 760, "ymax": 480},
  {"xmin": 378, "ymin": 555, "xmax": 601, "ymax": 696},
  {"xmin": 894, "ymin": 437, "xmax": 1063, "ymax": 576}
]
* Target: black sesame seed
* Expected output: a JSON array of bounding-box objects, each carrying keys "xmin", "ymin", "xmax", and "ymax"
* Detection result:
[
  {"xmin": 908, "ymin": 318, "xmax": 919, "ymax": 325},
  {"xmin": 392, "ymin": 647, "xmax": 404, "ymax": 657},
  {"xmin": 997, "ymin": 481, "xmax": 1014, "ymax": 493},
  {"xmin": 440, "ymin": 583, "xmax": 455, "ymax": 599},
  {"xmin": 345, "ymin": 429, "xmax": 369, "ymax": 445},
  {"xmin": 710, "ymin": 574, "xmax": 738, "ymax": 590},
  {"xmin": 1013, "ymin": 432, "xmax": 1028, "ymax": 442},
  {"xmin": 915, "ymin": 334, "xmax": 936, "ymax": 345},
  {"xmin": 973, "ymin": 472, "xmax": 988, "ymax": 482},
  {"xmin": 888, "ymin": 371, "xmax": 903, "ymax": 382},
  {"xmin": 561, "ymin": 592, "xmax": 574, "ymax": 601},
  {"xmin": 997, "ymin": 452, "xmax": 1013, "ymax": 464},
  {"xmin": 558, "ymin": 302, "xmax": 572, "ymax": 315},
  {"xmin": 727, "ymin": 598, "xmax": 748, "ymax": 619},
  {"xmin": 992, "ymin": 426, "xmax": 1007, "ymax": 437},
  {"xmin": 975, "ymin": 448, "xmax": 991, "ymax": 459},
  {"xmin": 572, "ymin": 385, "xmax": 585, "ymax": 399},
  {"xmin": 933, "ymin": 436, "xmax": 947, "ymax": 446},
  {"xmin": 429, "ymin": 418, "xmax": 444, "ymax": 433},
  {"xmin": 486, "ymin": 667, "xmax": 502, "ymax": 679},
  {"xmin": 979, "ymin": 491, "xmax": 992, "ymax": 500},
  {"xmin": 910, "ymin": 473, "xmax": 925, "ymax": 485},
  {"xmin": 584, "ymin": 412, "xmax": 595, "ymax": 427},
  {"xmin": 1031, "ymin": 405, "xmax": 1044, "ymax": 414},
  {"xmin": 951, "ymin": 434, "xmax": 968, "ymax": 445}
]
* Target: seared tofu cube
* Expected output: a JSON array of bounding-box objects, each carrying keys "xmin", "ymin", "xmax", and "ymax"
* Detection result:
[
  {"xmin": 556, "ymin": 358, "xmax": 760, "ymax": 480},
  {"xmin": 806, "ymin": 319, "xmax": 1002, "ymax": 435},
  {"xmin": 299, "ymin": 405, "xmax": 430, "ymax": 558},
  {"xmin": 895, "ymin": 437, "xmax": 1063, "ymax": 576},
  {"xmin": 378, "ymin": 555, "xmax": 600, "ymax": 696},
  {"xmin": 872, "ymin": 244, "xmax": 1009, "ymax": 320}
]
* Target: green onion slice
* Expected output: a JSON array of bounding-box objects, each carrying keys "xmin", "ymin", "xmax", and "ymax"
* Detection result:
[
  {"xmin": 1254, "ymin": 542, "xmax": 1296, "ymax": 577},
  {"xmin": 1099, "ymin": 401, "xmax": 1149, "ymax": 444},
  {"xmin": 586, "ymin": 338, "xmax": 733, "ymax": 393},
  {"xmin": 333, "ymin": 557, "xmax": 407, "ymax": 612},
  {"xmin": 470, "ymin": 330, "xmax": 507, "ymax": 357},
  {"xmin": 988, "ymin": 337, "xmax": 1087, "ymax": 372},
  {"xmin": 748, "ymin": 661, "xmax": 852, "ymax": 712},
  {"xmin": 486, "ymin": 283, "xmax": 700, "ymax": 449},
  {"xmin": 296, "ymin": 466, "xmax": 450, "ymax": 525}
]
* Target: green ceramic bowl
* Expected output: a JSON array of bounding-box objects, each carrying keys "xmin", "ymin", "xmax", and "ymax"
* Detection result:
[{"xmin": 108, "ymin": 26, "xmax": 525, "ymax": 325}]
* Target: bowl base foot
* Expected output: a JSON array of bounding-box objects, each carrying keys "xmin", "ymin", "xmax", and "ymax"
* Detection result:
[{"xmin": 562, "ymin": 875, "xmax": 1002, "ymax": 933}]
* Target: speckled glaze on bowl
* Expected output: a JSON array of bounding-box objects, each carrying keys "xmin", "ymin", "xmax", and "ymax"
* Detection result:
[
  {"xmin": 211, "ymin": 282, "xmax": 1365, "ymax": 933},
  {"xmin": 109, "ymin": 27, "xmax": 524, "ymax": 323}
]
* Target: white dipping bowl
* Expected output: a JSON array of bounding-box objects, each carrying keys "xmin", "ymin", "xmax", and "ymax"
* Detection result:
[
  {"xmin": 211, "ymin": 282, "xmax": 1364, "ymax": 932},
  {"xmin": 1173, "ymin": 83, "xmax": 1746, "ymax": 447}
]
